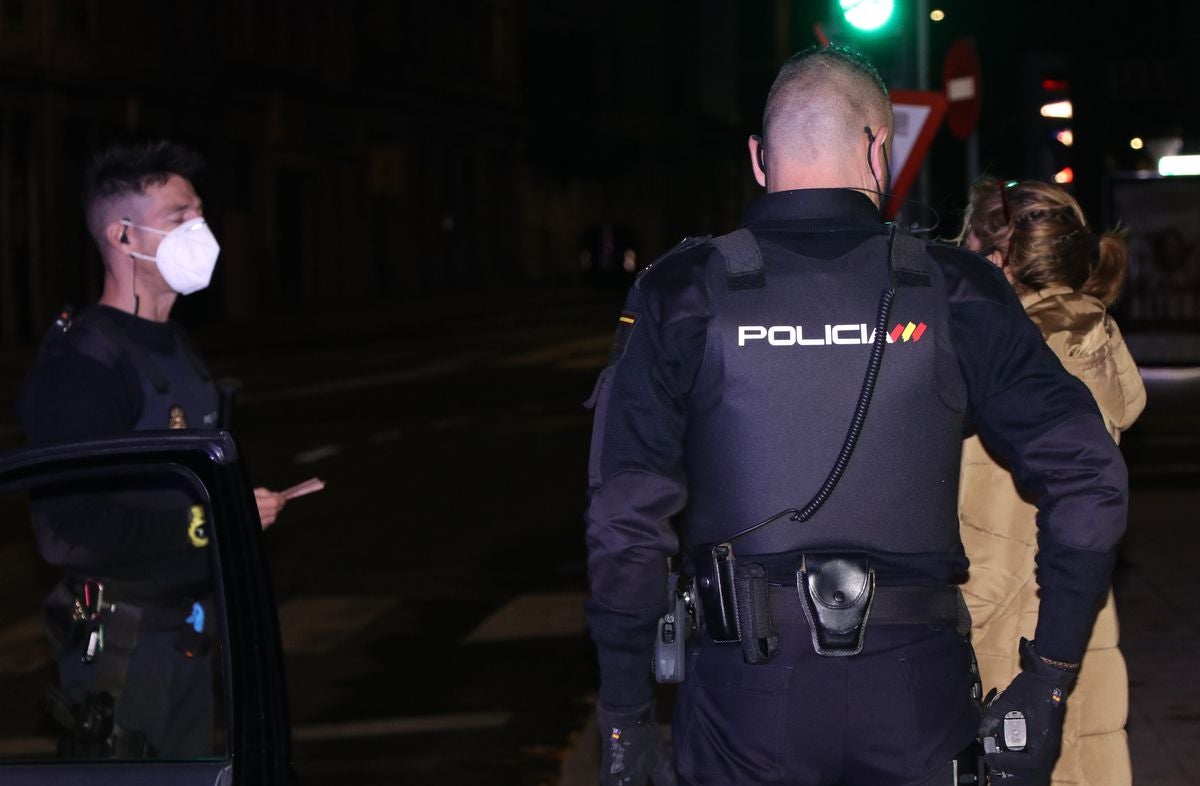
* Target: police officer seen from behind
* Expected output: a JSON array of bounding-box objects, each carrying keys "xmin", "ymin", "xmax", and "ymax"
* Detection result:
[
  {"xmin": 584, "ymin": 46, "xmax": 1127, "ymax": 786},
  {"xmin": 17, "ymin": 140, "xmax": 287, "ymax": 758}
]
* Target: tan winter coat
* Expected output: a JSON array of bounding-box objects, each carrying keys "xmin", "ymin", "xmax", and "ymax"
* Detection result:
[{"xmin": 959, "ymin": 287, "xmax": 1146, "ymax": 786}]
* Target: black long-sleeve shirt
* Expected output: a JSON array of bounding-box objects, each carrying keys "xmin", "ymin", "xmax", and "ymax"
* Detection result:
[{"xmin": 584, "ymin": 189, "xmax": 1128, "ymax": 708}]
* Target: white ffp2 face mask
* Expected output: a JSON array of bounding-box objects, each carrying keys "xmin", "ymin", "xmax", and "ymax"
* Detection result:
[{"xmin": 122, "ymin": 217, "xmax": 220, "ymax": 295}]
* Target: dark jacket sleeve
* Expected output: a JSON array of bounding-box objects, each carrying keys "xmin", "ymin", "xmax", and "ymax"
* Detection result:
[
  {"xmin": 584, "ymin": 257, "xmax": 709, "ymax": 708},
  {"xmin": 939, "ymin": 247, "xmax": 1128, "ymax": 664}
]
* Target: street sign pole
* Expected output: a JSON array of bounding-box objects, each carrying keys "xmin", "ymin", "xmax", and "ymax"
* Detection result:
[{"xmin": 942, "ymin": 38, "xmax": 983, "ymax": 194}]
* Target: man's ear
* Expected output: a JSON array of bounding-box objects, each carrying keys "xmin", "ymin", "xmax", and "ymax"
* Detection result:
[
  {"xmin": 870, "ymin": 126, "xmax": 890, "ymax": 183},
  {"xmin": 748, "ymin": 135, "xmax": 767, "ymax": 188},
  {"xmin": 104, "ymin": 220, "xmax": 129, "ymax": 252}
]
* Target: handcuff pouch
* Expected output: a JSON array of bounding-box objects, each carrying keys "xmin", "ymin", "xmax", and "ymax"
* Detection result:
[{"xmin": 798, "ymin": 553, "xmax": 875, "ymax": 656}]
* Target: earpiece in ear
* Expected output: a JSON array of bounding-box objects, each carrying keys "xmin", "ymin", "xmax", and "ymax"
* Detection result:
[
  {"xmin": 119, "ymin": 227, "xmax": 128, "ymax": 244},
  {"xmin": 863, "ymin": 126, "xmax": 881, "ymax": 194}
]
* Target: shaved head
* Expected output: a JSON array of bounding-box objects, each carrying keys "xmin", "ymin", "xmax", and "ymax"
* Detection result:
[{"xmin": 760, "ymin": 45, "xmax": 893, "ymax": 177}]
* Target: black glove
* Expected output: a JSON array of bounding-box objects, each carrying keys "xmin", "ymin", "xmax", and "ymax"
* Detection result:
[
  {"xmin": 980, "ymin": 638, "xmax": 1078, "ymax": 785},
  {"xmin": 597, "ymin": 700, "xmax": 677, "ymax": 786}
]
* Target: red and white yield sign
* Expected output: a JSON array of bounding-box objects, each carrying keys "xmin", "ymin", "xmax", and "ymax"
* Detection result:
[
  {"xmin": 943, "ymin": 38, "xmax": 982, "ymax": 140},
  {"xmin": 884, "ymin": 89, "xmax": 947, "ymax": 220}
]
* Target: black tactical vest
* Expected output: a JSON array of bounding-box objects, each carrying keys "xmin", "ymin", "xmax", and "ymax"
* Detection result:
[
  {"xmin": 682, "ymin": 228, "xmax": 968, "ymax": 558},
  {"xmin": 22, "ymin": 308, "xmax": 219, "ymax": 581},
  {"xmin": 67, "ymin": 308, "xmax": 219, "ymax": 433}
]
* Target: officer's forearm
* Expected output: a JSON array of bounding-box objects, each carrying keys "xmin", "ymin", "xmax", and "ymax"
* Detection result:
[
  {"xmin": 1032, "ymin": 541, "xmax": 1117, "ymax": 664},
  {"xmin": 585, "ymin": 470, "xmax": 682, "ymax": 706},
  {"xmin": 588, "ymin": 608, "xmax": 661, "ymax": 707},
  {"xmin": 1022, "ymin": 415, "xmax": 1127, "ymax": 664}
]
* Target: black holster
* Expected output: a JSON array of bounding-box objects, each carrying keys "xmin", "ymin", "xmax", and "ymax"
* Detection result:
[
  {"xmin": 798, "ymin": 553, "xmax": 875, "ymax": 656},
  {"xmin": 695, "ymin": 543, "xmax": 778, "ymax": 664},
  {"xmin": 43, "ymin": 684, "xmax": 154, "ymax": 759}
]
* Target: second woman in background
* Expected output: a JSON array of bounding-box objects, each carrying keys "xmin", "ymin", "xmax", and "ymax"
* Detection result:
[{"xmin": 957, "ymin": 178, "xmax": 1146, "ymax": 786}]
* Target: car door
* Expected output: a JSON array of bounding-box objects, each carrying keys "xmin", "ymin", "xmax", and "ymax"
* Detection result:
[{"xmin": 0, "ymin": 431, "xmax": 294, "ymax": 785}]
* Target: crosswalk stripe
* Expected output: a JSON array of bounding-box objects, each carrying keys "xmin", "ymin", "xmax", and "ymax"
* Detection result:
[
  {"xmin": 0, "ymin": 615, "xmax": 52, "ymax": 676},
  {"xmin": 293, "ymin": 711, "xmax": 511, "ymax": 742},
  {"xmin": 0, "ymin": 736, "xmax": 56, "ymax": 757},
  {"xmin": 462, "ymin": 592, "xmax": 588, "ymax": 644},
  {"xmin": 277, "ymin": 596, "xmax": 398, "ymax": 655},
  {"xmin": 241, "ymin": 355, "xmax": 482, "ymax": 405},
  {"xmin": 556, "ymin": 354, "xmax": 610, "ymax": 371},
  {"xmin": 493, "ymin": 336, "xmax": 612, "ymax": 369},
  {"xmin": 293, "ymin": 444, "xmax": 343, "ymax": 464}
]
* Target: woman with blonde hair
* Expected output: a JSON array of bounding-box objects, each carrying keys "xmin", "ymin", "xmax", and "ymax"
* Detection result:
[{"xmin": 957, "ymin": 178, "xmax": 1146, "ymax": 786}]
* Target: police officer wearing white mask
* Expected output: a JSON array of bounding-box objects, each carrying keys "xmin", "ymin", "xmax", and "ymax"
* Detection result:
[{"xmin": 17, "ymin": 140, "xmax": 286, "ymax": 758}]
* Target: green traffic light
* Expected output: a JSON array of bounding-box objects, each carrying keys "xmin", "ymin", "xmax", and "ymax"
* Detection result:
[{"xmin": 840, "ymin": 0, "xmax": 895, "ymax": 31}]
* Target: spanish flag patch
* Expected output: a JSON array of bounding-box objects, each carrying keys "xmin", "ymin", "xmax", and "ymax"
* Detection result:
[{"xmin": 610, "ymin": 311, "xmax": 639, "ymax": 363}]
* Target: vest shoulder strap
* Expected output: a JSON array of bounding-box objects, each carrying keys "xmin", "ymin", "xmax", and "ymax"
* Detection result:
[
  {"xmin": 710, "ymin": 225, "xmax": 930, "ymax": 292},
  {"xmin": 71, "ymin": 309, "xmax": 171, "ymax": 394},
  {"xmin": 888, "ymin": 226, "xmax": 931, "ymax": 288},
  {"xmin": 709, "ymin": 228, "xmax": 765, "ymax": 290}
]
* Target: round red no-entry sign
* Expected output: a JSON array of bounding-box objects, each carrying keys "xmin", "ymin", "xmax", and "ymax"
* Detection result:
[{"xmin": 943, "ymin": 38, "xmax": 982, "ymax": 140}]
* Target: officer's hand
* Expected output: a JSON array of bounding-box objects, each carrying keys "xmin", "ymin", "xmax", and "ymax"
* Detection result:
[
  {"xmin": 980, "ymin": 638, "xmax": 1077, "ymax": 785},
  {"xmin": 254, "ymin": 488, "xmax": 286, "ymax": 529},
  {"xmin": 597, "ymin": 700, "xmax": 677, "ymax": 786}
]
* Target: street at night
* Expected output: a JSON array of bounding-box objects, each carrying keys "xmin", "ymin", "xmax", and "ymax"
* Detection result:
[
  {"xmin": 0, "ymin": 2, "xmax": 1198, "ymax": 785},
  {"xmin": 4, "ymin": 283, "xmax": 1197, "ymax": 784}
]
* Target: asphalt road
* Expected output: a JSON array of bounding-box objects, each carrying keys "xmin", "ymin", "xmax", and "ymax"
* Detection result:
[{"xmin": 213, "ymin": 286, "xmax": 624, "ymax": 785}]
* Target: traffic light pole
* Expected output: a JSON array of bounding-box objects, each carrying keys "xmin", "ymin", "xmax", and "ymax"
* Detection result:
[
  {"xmin": 915, "ymin": 0, "xmax": 930, "ymax": 217},
  {"xmin": 916, "ymin": 0, "xmax": 929, "ymax": 91}
]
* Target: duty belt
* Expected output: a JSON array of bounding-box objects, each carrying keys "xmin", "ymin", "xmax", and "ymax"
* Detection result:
[
  {"xmin": 692, "ymin": 547, "xmax": 969, "ymax": 661},
  {"xmin": 65, "ymin": 576, "xmax": 209, "ymax": 604},
  {"xmin": 768, "ymin": 582, "xmax": 963, "ymax": 627},
  {"xmin": 64, "ymin": 576, "xmax": 211, "ymax": 632}
]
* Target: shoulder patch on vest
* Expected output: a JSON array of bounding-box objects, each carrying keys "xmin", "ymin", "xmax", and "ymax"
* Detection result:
[{"xmin": 609, "ymin": 311, "xmax": 639, "ymax": 364}]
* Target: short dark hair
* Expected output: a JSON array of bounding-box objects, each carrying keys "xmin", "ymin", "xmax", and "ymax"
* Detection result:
[
  {"xmin": 83, "ymin": 140, "xmax": 206, "ymax": 212},
  {"xmin": 763, "ymin": 44, "xmax": 889, "ymax": 133},
  {"xmin": 788, "ymin": 44, "xmax": 888, "ymax": 98}
]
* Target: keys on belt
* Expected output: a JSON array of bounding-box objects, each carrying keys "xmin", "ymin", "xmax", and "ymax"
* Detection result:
[{"xmin": 71, "ymin": 579, "xmax": 112, "ymax": 664}]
